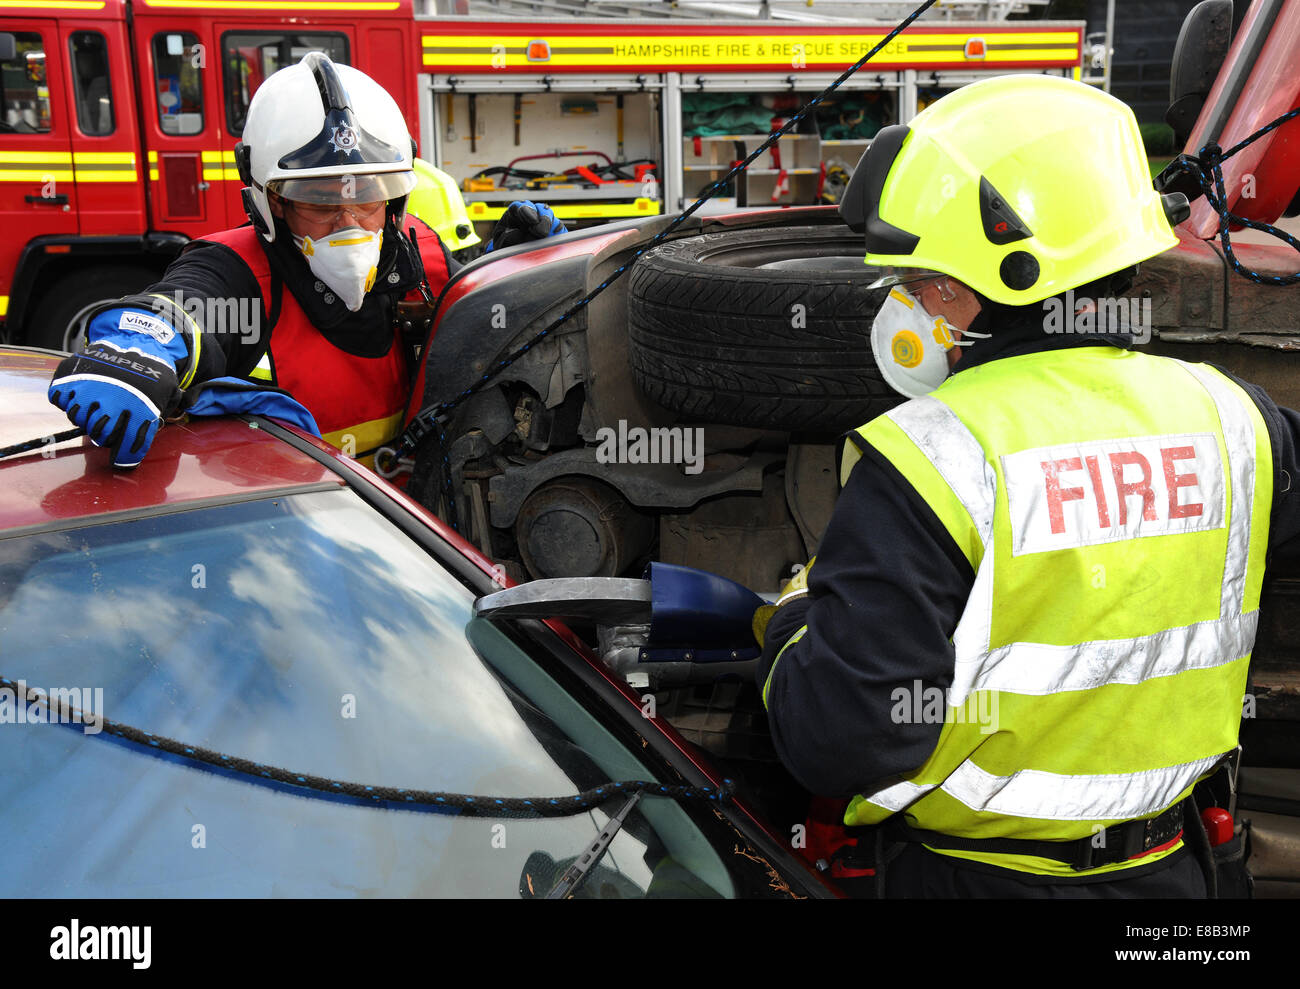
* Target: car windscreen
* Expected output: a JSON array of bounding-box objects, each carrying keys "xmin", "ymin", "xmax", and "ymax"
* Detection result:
[{"xmin": 0, "ymin": 490, "xmax": 782, "ymax": 898}]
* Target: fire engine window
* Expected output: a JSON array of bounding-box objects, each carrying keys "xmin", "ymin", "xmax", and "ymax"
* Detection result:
[
  {"xmin": 69, "ymin": 31, "xmax": 114, "ymax": 136},
  {"xmin": 0, "ymin": 32, "xmax": 52, "ymax": 134},
  {"xmin": 153, "ymin": 33, "xmax": 203, "ymax": 136},
  {"xmin": 221, "ymin": 33, "xmax": 349, "ymax": 136}
]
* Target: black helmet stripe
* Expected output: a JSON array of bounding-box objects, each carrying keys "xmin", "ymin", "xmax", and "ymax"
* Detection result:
[
  {"xmin": 307, "ymin": 50, "xmax": 352, "ymax": 112},
  {"xmin": 839, "ymin": 124, "xmax": 920, "ymax": 256},
  {"xmin": 277, "ymin": 53, "xmax": 403, "ymax": 172}
]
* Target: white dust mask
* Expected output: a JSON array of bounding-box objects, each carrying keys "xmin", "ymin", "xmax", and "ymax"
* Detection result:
[
  {"xmin": 870, "ymin": 286, "xmax": 988, "ymax": 398},
  {"xmin": 293, "ymin": 226, "xmax": 383, "ymax": 312}
]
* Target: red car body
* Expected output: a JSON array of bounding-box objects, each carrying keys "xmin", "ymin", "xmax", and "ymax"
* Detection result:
[{"xmin": 0, "ymin": 344, "xmax": 837, "ymax": 899}]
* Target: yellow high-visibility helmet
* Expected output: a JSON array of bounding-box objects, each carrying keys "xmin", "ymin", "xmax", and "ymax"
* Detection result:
[
  {"xmin": 407, "ymin": 157, "xmax": 482, "ymax": 252},
  {"xmin": 842, "ymin": 74, "xmax": 1188, "ymax": 305}
]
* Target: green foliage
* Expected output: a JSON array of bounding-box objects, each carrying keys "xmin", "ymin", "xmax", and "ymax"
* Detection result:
[{"xmin": 1140, "ymin": 122, "xmax": 1177, "ymax": 156}]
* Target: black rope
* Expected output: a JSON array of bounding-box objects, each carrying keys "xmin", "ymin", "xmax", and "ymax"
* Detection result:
[
  {"xmin": 378, "ymin": 0, "xmax": 941, "ymax": 476},
  {"xmin": 0, "ymin": 427, "xmax": 84, "ymax": 460},
  {"xmin": 1, "ymin": 675, "xmax": 733, "ymax": 819},
  {"xmin": 1165, "ymin": 105, "xmax": 1300, "ymax": 286}
]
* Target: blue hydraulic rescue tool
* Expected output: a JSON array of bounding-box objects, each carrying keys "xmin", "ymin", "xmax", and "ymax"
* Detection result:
[{"xmin": 474, "ymin": 562, "xmax": 766, "ymax": 688}]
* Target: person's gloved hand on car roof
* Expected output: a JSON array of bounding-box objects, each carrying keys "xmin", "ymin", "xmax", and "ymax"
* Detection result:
[{"xmin": 485, "ymin": 201, "xmax": 568, "ymax": 252}]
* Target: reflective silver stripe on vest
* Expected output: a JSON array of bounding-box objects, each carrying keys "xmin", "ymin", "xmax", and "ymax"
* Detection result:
[
  {"xmin": 1177, "ymin": 362, "xmax": 1257, "ymax": 620},
  {"xmin": 886, "ymin": 397, "xmax": 997, "ymax": 548},
  {"xmin": 865, "ymin": 751, "xmax": 1228, "ymax": 821},
  {"xmin": 862, "ymin": 778, "xmax": 939, "ymax": 813},
  {"xmin": 952, "ymin": 531, "xmax": 996, "ymax": 672},
  {"xmin": 941, "ymin": 751, "xmax": 1229, "ymax": 821},
  {"xmin": 950, "ymin": 610, "xmax": 1257, "ymax": 702}
]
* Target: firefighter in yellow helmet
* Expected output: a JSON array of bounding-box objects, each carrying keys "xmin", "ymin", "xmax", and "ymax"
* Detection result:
[{"xmin": 757, "ymin": 74, "xmax": 1300, "ymax": 898}]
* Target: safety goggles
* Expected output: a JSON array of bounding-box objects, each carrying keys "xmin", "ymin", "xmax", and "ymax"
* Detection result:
[
  {"xmin": 267, "ymin": 170, "xmax": 417, "ymax": 208},
  {"xmin": 867, "ymin": 266, "xmax": 953, "ymax": 293},
  {"xmin": 280, "ymin": 198, "xmax": 387, "ymax": 227}
]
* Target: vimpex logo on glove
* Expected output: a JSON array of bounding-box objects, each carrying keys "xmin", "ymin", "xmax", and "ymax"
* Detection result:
[{"xmin": 118, "ymin": 310, "xmax": 176, "ymax": 345}]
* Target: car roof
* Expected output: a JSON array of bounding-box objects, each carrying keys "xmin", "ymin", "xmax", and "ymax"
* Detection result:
[{"xmin": 0, "ymin": 348, "xmax": 343, "ymax": 532}]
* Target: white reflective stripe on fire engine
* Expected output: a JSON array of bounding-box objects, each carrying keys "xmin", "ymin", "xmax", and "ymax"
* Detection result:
[
  {"xmin": 1178, "ymin": 362, "xmax": 1257, "ymax": 620},
  {"xmin": 885, "ymin": 396, "xmax": 996, "ymax": 547}
]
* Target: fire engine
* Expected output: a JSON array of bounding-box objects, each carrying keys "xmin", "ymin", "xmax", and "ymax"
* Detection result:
[{"xmin": 0, "ymin": 0, "xmax": 1084, "ymax": 350}]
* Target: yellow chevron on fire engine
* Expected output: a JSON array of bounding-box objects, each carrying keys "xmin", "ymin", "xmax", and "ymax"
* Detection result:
[
  {"xmin": 0, "ymin": 1, "xmax": 106, "ymax": 8},
  {"xmin": 72, "ymin": 151, "xmax": 137, "ymax": 182},
  {"xmin": 466, "ymin": 198, "xmax": 659, "ymax": 222},
  {"xmin": 140, "ymin": 0, "xmax": 398, "ymax": 8},
  {"xmin": 201, "ymin": 150, "xmax": 240, "ymax": 181},
  {"xmin": 0, "ymin": 151, "xmax": 73, "ymax": 182},
  {"xmin": 0, "ymin": 297, "xmax": 7, "ymax": 317},
  {"xmin": 148, "ymin": 151, "xmax": 158, "ymax": 181}
]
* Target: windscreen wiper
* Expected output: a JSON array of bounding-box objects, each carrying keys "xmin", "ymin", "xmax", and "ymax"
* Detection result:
[{"xmin": 546, "ymin": 788, "xmax": 643, "ymax": 899}]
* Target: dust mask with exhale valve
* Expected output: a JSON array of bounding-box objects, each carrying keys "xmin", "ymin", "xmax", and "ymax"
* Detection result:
[
  {"xmin": 292, "ymin": 227, "xmax": 383, "ymax": 312},
  {"xmin": 870, "ymin": 286, "xmax": 989, "ymax": 398}
]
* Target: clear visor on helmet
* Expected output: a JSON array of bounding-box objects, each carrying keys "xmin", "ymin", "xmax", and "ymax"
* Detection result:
[
  {"xmin": 866, "ymin": 266, "xmax": 952, "ymax": 292},
  {"xmin": 267, "ymin": 170, "xmax": 417, "ymax": 206}
]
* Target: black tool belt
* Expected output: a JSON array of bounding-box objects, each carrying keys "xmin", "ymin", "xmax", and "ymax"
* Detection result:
[{"xmin": 884, "ymin": 801, "xmax": 1187, "ymax": 872}]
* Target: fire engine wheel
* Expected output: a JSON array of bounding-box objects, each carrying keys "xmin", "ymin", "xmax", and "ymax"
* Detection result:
[
  {"xmin": 626, "ymin": 225, "xmax": 900, "ymax": 433},
  {"xmin": 25, "ymin": 265, "xmax": 160, "ymax": 352}
]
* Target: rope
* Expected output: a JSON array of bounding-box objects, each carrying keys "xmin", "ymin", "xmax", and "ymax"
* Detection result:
[
  {"xmin": 1165, "ymin": 105, "xmax": 1300, "ymax": 286},
  {"xmin": 377, "ymin": 0, "xmax": 942, "ymax": 498},
  {"xmin": 1, "ymin": 675, "xmax": 733, "ymax": 819},
  {"xmin": 0, "ymin": 427, "xmax": 84, "ymax": 461}
]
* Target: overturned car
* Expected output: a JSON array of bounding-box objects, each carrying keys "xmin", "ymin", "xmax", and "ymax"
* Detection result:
[{"xmin": 398, "ymin": 0, "xmax": 1300, "ymax": 896}]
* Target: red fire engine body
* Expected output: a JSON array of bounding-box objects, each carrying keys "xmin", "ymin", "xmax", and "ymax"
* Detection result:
[{"xmin": 0, "ymin": 0, "xmax": 1085, "ymax": 349}]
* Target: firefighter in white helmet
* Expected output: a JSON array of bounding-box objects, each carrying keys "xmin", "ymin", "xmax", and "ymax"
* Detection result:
[{"xmin": 48, "ymin": 53, "xmax": 564, "ymax": 468}]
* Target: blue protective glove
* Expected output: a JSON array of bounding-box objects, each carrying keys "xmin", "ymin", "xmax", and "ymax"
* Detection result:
[
  {"xmin": 48, "ymin": 307, "xmax": 187, "ymax": 467},
  {"xmin": 485, "ymin": 201, "xmax": 567, "ymax": 251}
]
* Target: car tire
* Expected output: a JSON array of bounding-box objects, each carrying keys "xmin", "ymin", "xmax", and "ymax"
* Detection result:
[
  {"xmin": 626, "ymin": 225, "xmax": 900, "ymax": 433},
  {"xmin": 24, "ymin": 264, "xmax": 160, "ymax": 352}
]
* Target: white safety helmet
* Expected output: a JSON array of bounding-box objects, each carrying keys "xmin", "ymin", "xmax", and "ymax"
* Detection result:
[{"xmin": 235, "ymin": 52, "xmax": 418, "ymax": 243}]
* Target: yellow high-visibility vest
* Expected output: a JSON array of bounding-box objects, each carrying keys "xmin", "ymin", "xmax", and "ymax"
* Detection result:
[{"xmin": 837, "ymin": 347, "xmax": 1272, "ymax": 877}]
